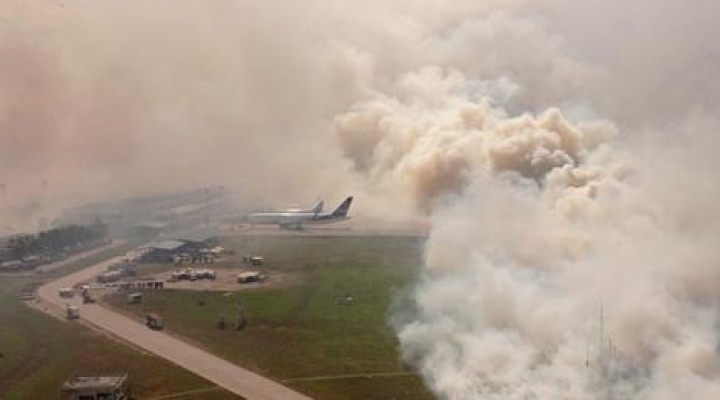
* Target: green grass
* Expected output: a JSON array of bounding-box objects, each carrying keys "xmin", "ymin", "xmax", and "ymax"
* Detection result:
[
  {"xmin": 0, "ymin": 269, "xmax": 239, "ymax": 399},
  {"xmin": 105, "ymin": 235, "xmax": 435, "ymax": 399}
]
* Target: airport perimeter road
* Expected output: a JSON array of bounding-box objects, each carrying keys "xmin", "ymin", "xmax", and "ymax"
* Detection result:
[
  {"xmin": 36, "ymin": 258, "xmax": 311, "ymax": 400},
  {"xmin": 226, "ymin": 218, "xmax": 429, "ymax": 238}
]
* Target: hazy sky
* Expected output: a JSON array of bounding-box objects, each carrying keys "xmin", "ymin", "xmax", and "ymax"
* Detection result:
[{"xmin": 1, "ymin": 1, "xmax": 716, "ymax": 210}]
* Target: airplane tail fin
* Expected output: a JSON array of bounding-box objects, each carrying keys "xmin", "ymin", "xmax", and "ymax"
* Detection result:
[
  {"xmin": 331, "ymin": 196, "xmax": 353, "ymax": 217},
  {"xmin": 312, "ymin": 200, "xmax": 324, "ymax": 215}
]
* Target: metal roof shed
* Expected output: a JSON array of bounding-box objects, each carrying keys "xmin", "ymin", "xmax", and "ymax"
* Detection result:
[
  {"xmin": 60, "ymin": 373, "xmax": 131, "ymax": 400},
  {"xmin": 144, "ymin": 240, "xmax": 187, "ymax": 251}
]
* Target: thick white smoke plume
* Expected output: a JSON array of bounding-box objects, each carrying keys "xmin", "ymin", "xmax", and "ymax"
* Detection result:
[
  {"xmin": 337, "ymin": 68, "xmax": 720, "ymax": 398},
  {"xmin": 336, "ymin": 68, "xmax": 617, "ymax": 213},
  {"xmin": 329, "ymin": 2, "xmax": 720, "ymax": 398}
]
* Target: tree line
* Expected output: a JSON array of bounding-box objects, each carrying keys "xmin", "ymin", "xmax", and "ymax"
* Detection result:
[{"xmin": 8, "ymin": 219, "xmax": 108, "ymax": 260}]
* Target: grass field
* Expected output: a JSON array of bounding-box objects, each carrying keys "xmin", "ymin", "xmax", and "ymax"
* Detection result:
[
  {"xmin": 105, "ymin": 234, "xmax": 435, "ymax": 399},
  {"xmin": 0, "ymin": 246, "xmax": 239, "ymax": 399}
]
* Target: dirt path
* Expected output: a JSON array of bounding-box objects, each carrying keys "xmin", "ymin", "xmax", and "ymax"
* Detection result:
[{"xmin": 35, "ymin": 252, "xmax": 311, "ymax": 400}]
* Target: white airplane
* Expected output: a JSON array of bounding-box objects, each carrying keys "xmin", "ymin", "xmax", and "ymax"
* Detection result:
[{"xmin": 247, "ymin": 197, "xmax": 353, "ymax": 230}]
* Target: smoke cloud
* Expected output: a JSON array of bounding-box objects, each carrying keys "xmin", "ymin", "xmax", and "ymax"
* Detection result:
[
  {"xmin": 331, "ymin": 1, "xmax": 720, "ymax": 398},
  {"xmin": 0, "ymin": 0, "xmax": 363, "ymax": 227},
  {"xmin": 2, "ymin": 1, "xmax": 720, "ymax": 398},
  {"xmin": 390, "ymin": 105, "xmax": 720, "ymax": 397}
]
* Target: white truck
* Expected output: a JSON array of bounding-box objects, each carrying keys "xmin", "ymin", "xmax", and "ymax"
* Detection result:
[{"xmin": 66, "ymin": 305, "xmax": 79, "ymax": 320}]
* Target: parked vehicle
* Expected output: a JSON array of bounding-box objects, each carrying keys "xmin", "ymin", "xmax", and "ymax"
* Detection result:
[
  {"xmin": 146, "ymin": 313, "xmax": 164, "ymax": 330},
  {"xmin": 237, "ymin": 271, "xmax": 264, "ymax": 283},
  {"xmin": 66, "ymin": 305, "xmax": 79, "ymax": 320}
]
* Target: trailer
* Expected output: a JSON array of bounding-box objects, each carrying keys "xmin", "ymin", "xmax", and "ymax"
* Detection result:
[
  {"xmin": 126, "ymin": 292, "xmax": 142, "ymax": 304},
  {"xmin": 242, "ymin": 256, "xmax": 263, "ymax": 266},
  {"xmin": 146, "ymin": 313, "xmax": 164, "ymax": 330},
  {"xmin": 170, "ymin": 267, "xmax": 215, "ymax": 281},
  {"xmin": 237, "ymin": 271, "xmax": 264, "ymax": 284}
]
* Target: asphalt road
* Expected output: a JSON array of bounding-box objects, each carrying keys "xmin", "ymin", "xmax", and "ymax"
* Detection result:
[
  {"xmin": 225, "ymin": 217, "xmax": 429, "ymax": 237},
  {"xmin": 36, "ymin": 256, "xmax": 311, "ymax": 400}
]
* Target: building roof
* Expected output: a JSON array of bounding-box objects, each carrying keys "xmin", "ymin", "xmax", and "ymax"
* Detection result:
[
  {"xmin": 144, "ymin": 240, "xmax": 187, "ymax": 251},
  {"xmin": 61, "ymin": 373, "xmax": 128, "ymax": 391},
  {"xmin": 172, "ymin": 227, "xmax": 218, "ymax": 244}
]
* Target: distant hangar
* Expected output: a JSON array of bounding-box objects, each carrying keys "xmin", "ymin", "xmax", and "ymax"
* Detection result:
[{"xmin": 137, "ymin": 228, "xmax": 218, "ymax": 263}]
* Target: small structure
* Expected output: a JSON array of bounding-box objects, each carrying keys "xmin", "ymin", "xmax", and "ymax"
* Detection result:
[
  {"xmin": 60, "ymin": 373, "xmax": 131, "ymax": 400},
  {"xmin": 237, "ymin": 271, "xmax": 264, "ymax": 284},
  {"xmin": 242, "ymin": 256, "xmax": 263, "ymax": 267},
  {"xmin": 137, "ymin": 240, "xmax": 188, "ymax": 263},
  {"xmin": 138, "ymin": 228, "xmax": 218, "ymax": 264},
  {"xmin": 59, "ymin": 288, "xmax": 75, "ymax": 298},
  {"xmin": 118, "ymin": 280, "xmax": 164, "ymax": 291},
  {"xmin": 146, "ymin": 313, "xmax": 164, "ymax": 330},
  {"xmin": 169, "ymin": 268, "xmax": 215, "ymax": 282},
  {"xmin": 126, "ymin": 292, "xmax": 142, "ymax": 304}
]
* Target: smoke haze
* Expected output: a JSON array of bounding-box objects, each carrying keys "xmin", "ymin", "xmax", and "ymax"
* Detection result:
[{"xmin": 2, "ymin": 1, "xmax": 720, "ymax": 398}]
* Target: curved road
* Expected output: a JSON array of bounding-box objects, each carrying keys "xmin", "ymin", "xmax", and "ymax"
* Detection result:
[{"xmin": 36, "ymin": 256, "xmax": 311, "ymax": 400}]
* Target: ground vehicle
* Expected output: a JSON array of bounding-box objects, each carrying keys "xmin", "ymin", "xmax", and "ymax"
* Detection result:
[
  {"xmin": 237, "ymin": 271, "xmax": 264, "ymax": 283},
  {"xmin": 127, "ymin": 292, "xmax": 142, "ymax": 304},
  {"xmin": 146, "ymin": 313, "xmax": 164, "ymax": 330},
  {"xmin": 81, "ymin": 287, "xmax": 96, "ymax": 304},
  {"xmin": 66, "ymin": 305, "xmax": 79, "ymax": 320}
]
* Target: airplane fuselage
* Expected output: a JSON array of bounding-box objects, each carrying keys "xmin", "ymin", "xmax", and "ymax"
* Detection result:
[
  {"xmin": 247, "ymin": 212, "xmax": 347, "ymax": 225},
  {"xmin": 246, "ymin": 197, "xmax": 352, "ymax": 228}
]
